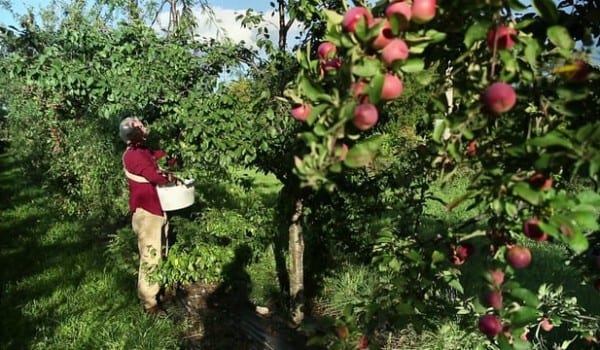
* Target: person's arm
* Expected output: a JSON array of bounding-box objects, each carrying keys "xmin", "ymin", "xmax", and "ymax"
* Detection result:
[
  {"xmin": 125, "ymin": 150, "xmax": 169, "ymax": 185},
  {"xmin": 152, "ymin": 149, "xmax": 167, "ymax": 160}
]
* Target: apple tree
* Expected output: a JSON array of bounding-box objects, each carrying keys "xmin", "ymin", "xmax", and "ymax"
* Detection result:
[{"xmin": 286, "ymin": 0, "xmax": 599, "ymax": 348}]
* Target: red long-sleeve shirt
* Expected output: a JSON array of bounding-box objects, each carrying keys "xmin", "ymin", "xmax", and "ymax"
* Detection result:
[{"xmin": 123, "ymin": 145, "xmax": 168, "ymax": 216}]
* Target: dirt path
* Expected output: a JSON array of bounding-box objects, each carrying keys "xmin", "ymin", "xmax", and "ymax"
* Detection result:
[{"xmin": 163, "ymin": 281, "xmax": 312, "ymax": 349}]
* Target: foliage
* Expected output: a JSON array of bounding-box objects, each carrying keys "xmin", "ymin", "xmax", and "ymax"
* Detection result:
[
  {"xmin": 154, "ymin": 173, "xmax": 279, "ymax": 287},
  {"xmin": 0, "ymin": 154, "xmax": 182, "ymax": 350},
  {"xmin": 288, "ymin": 0, "xmax": 600, "ymax": 348}
]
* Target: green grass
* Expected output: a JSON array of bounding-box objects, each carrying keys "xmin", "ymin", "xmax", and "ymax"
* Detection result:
[{"xmin": 0, "ymin": 153, "xmax": 183, "ymax": 349}]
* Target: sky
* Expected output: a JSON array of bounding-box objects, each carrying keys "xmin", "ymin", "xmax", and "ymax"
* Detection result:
[
  {"xmin": 0, "ymin": 1, "xmax": 597, "ymax": 61},
  {"xmin": 0, "ymin": 0, "xmax": 275, "ymax": 48}
]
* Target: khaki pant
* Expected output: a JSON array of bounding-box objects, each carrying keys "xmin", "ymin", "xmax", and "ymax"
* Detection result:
[{"xmin": 132, "ymin": 208, "xmax": 168, "ymax": 310}]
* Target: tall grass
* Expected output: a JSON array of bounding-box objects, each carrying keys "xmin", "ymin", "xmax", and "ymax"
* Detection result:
[{"xmin": 0, "ymin": 154, "xmax": 183, "ymax": 349}]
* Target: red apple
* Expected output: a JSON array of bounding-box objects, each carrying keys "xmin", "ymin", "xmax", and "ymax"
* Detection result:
[
  {"xmin": 322, "ymin": 58, "xmax": 342, "ymax": 72},
  {"xmin": 521, "ymin": 328, "xmax": 529, "ymax": 341},
  {"xmin": 487, "ymin": 26, "xmax": 517, "ymax": 51},
  {"xmin": 352, "ymin": 81, "xmax": 370, "ymax": 103},
  {"xmin": 353, "ymin": 103, "xmax": 379, "ymax": 131},
  {"xmin": 290, "ymin": 104, "xmax": 311, "ymax": 122},
  {"xmin": 385, "ymin": 1, "xmax": 412, "ymax": 30},
  {"xmin": 411, "ymin": 0, "xmax": 436, "ymax": 24},
  {"xmin": 317, "ymin": 42, "xmax": 337, "ymax": 61},
  {"xmin": 342, "ymin": 7, "xmax": 373, "ymax": 33},
  {"xmin": 479, "ymin": 314, "xmax": 502, "ymax": 337},
  {"xmin": 381, "ymin": 74, "xmax": 404, "ymax": 100},
  {"xmin": 529, "ymin": 172, "xmax": 553, "ymax": 191},
  {"xmin": 523, "ymin": 218, "xmax": 548, "ymax": 242},
  {"xmin": 482, "ymin": 82, "xmax": 517, "ymax": 114},
  {"xmin": 487, "ymin": 269, "xmax": 505, "ymax": 287},
  {"xmin": 336, "ymin": 143, "xmax": 349, "ymax": 161},
  {"xmin": 506, "ymin": 245, "xmax": 532, "ymax": 269},
  {"xmin": 595, "ymin": 279, "xmax": 600, "ymax": 293},
  {"xmin": 565, "ymin": 59, "xmax": 590, "ymax": 81},
  {"xmin": 484, "ymin": 290, "xmax": 503, "ymax": 310},
  {"xmin": 371, "ymin": 18, "xmax": 394, "ymax": 50},
  {"xmin": 466, "ymin": 140, "xmax": 477, "ymax": 157},
  {"xmin": 358, "ymin": 335, "xmax": 369, "ymax": 349},
  {"xmin": 381, "ymin": 39, "xmax": 409, "ymax": 67},
  {"xmin": 456, "ymin": 243, "xmax": 475, "ymax": 260},
  {"xmin": 540, "ymin": 317, "xmax": 554, "ymax": 331}
]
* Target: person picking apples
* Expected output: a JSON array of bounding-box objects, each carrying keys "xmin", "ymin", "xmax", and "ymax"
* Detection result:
[{"xmin": 119, "ymin": 116, "xmax": 177, "ymax": 315}]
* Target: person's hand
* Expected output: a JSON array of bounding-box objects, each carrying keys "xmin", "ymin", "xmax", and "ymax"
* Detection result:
[{"xmin": 166, "ymin": 172, "xmax": 178, "ymax": 184}]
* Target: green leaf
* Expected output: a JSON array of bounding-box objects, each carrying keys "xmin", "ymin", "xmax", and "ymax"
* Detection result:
[
  {"xmin": 323, "ymin": 9, "xmax": 343, "ymax": 25},
  {"xmin": 510, "ymin": 288, "xmax": 539, "ymax": 307},
  {"xmin": 556, "ymin": 86, "xmax": 589, "ymax": 101},
  {"xmin": 299, "ymin": 76, "xmax": 325, "ymax": 101},
  {"xmin": 448, "ymin": 278, "xmax": 464, "ymax": 294},
  {"xmin": 408, "ymin": 42, "xmax": 429, "ymax": 54},
  {"xmin": 389, "ymin": 257, "xmax": 401, "ymax": 271},
  {"xmin": 505, "ymin": 202, "xmax": 518, "ymax": 217},
  {"xmin": 432, "ymin": 119, "xmax": 447, "ymax": 143},
  {"xmin": 533, "ymin": 0, "xmax": 559, "ymax": 23},
  {"xmin": 572, "ymin": 210, "xmax": 600, "ymax": 231},
  {"xmin": 354, "ymin": 16, "xmax": 370, "ymax": 43},
  {"xmin": 343, "ymin": 135, "xmax": 384, "ymax": 168},
  {"xmin": 431, "ymin": 250, "xmax": 446, "ymax": 264},
  {"xmin": 509, "ymin": 306, "xmax": 539, "ymax": 327},
  {"xmin": 368, "ymin": 73, "xmax": 384, "ymax": 105},
  {"xmin": 307, "ymin": 104, "xmax": 329, "ymax": 125},
  {"xmin": 575, "ymin": 124, "xmax": 596, "ymax": 142},
  {"xmin": 498, "ymin": 334, "xmax": 513, "ymax": 350},
  {"xmin": 507, "ymin": 0, "xmax": 529, "ymax": 11},
  {"xmin": 512, "ymin": 182, "xmax": 542, "ymax": 205},
  {"xmin": 400, "ymin": 58, "xmax": 425, "ymax": 73},
  {"xmin": 425, "ymin": 29, "xmax": 447, "ymax": 43},
  {"xmin": 523, "ymin": 37, "xmax": 541, "ymax": 67},
  {"xmin": 547, "ymin": 25, "xmax": 574, "ymax": 50},
  {"xmin": 512, "ymin": 337, "xmax": 533, "ymax": 350},
  {"xmin": 529, "ymin": 131, "xmax": 573, "ymax": 149},
  {"xmin": 567, "ymin": 230, "xmax": 589, "ymax": 254},
  {"xmin": 464, "ymin": 21, "xmax": 490, "ymax": 49},
  {"xmin": 352, "ymin": 57, "xmax": 382, "ymax": 77}
]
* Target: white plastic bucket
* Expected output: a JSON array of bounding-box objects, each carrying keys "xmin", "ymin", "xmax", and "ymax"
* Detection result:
[{"xmin": 156, "ymin": 179, "xmax": 195, "ymax": 211}]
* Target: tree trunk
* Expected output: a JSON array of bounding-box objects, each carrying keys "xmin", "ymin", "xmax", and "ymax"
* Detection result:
[{"xmin": 288, "ymin": 196, "xmax": 304, "ymax": 325}]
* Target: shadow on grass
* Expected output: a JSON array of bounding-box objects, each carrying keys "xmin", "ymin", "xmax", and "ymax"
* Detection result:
[{"xmin": 0, "ymin": 153, "xmax": 165, "ymax": 349}]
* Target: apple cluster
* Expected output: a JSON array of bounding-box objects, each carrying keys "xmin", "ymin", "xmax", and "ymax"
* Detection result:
[{"xmin": 290, "ymin": 0, "xmax": 437, "ymax": 132}]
